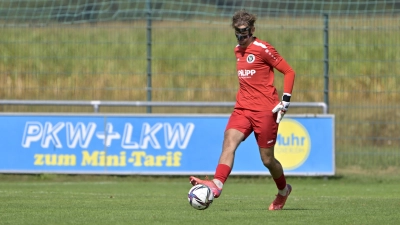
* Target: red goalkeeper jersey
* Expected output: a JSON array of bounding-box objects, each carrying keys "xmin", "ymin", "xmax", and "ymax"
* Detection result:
[{"xmin": 234, "ymin": 38, "xmax": 295, "ymax": 111}]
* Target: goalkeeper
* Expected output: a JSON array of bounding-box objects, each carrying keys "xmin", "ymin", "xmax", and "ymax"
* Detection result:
[{"xmin": 190, "ymin": 9, "xmax": 296, "ymax": 210}]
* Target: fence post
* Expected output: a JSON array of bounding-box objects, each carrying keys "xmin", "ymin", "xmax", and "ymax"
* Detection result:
[
  {"xmin": 323, "ymin": 13, "xmax": 329, "ymax": 113},
  {"xmin": 146, "ymin": 0, "xmax": 152, "ymax": 113}
]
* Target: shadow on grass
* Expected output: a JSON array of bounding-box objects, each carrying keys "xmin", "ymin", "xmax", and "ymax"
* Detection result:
[{"xmin": 284, "ymin": 208, "xmax": 319, "ymax": 211}]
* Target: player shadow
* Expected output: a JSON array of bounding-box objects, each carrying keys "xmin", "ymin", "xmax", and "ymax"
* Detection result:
[
  {"xmin": 223, "ymin": 208, "xmax": 319, "ymax": 212},
  {"xmin": 282, "ymin": 208, "xmax": 318, "ymax": 211},
  {"xmin": 230, "ymin": 206, "xmax": 319, "ymax": 211}
]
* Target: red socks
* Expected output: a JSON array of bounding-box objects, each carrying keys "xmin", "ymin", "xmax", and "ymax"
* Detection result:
[
  {"xmin": 273, "ymin": 174, "xmax": 287, "ymax": 190},
  {"xmin": 213, "ymin": 164, "xmax": 232, "ymax": 183}
]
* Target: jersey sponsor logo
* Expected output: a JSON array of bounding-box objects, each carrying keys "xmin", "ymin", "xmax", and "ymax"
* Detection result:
[
  {"xmin": 246, "ymin": 54, "xmax": 255, "ymax": 63},
  {"xmin": 238, "ymin": 69, "xmax": 256, "ymax": 77}
]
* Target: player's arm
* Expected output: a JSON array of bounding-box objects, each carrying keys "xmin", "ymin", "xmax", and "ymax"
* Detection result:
[
  {"xmin": 275, "ymin": 58, "xmax": 295, "ymax": 96},
  {"xmin": 272, "ymin": 58, "xmax": 296, "ymax": 123},
  {"xmin": 260, "ymin": 43, "xmax": 295, "ymax": 96}
]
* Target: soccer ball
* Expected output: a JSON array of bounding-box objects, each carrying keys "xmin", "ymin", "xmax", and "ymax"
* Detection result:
[{"xmin": 187, "ymin": 184, "xmax": 214, "ymax": 210}]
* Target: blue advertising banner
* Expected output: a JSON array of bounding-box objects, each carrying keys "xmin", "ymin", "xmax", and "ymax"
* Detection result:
[{"xmin": 0, "ymin": 113, "xmax": 334, "ymax": 176}]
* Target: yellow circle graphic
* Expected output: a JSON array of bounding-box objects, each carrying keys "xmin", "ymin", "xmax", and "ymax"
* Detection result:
[{"xmin": 275, "ymin": 119, "xmax": 311, "ymax": 170}]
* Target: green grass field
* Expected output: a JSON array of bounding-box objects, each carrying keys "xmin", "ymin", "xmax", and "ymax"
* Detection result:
[{"xmin": 1, "ymin": 174, "xmax": 399, "ymax": 225}]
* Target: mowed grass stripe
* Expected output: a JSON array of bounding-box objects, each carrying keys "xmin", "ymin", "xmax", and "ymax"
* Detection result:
[{"xmin": 1, "ymin": 175, "xmax": 400, "ymax": 224}]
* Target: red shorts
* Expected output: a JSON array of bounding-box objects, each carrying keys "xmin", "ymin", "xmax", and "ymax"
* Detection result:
[{"xmin": 225, "ymin": 108, "xmax": 279, "ymax": 148}]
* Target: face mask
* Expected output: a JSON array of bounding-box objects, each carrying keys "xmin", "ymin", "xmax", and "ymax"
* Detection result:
[{"xmin": 234, "ymin": 26, "xmax": 252, "ymax": 41}]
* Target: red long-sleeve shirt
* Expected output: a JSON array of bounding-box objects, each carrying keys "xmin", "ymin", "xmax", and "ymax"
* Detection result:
[{"xmin": 234, "ymin": 38, "xmax": 295, "ymax": 111}]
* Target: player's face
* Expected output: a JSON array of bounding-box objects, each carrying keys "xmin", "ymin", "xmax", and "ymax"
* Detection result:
[{"xmin": 234, "ymin": 25, "xmax": 253, "ymax": 47}]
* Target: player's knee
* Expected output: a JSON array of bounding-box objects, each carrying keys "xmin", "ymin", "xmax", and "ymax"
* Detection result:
[
  {"xmin": 259, "ymin": 147, "xmax": 276, "ymax": 169},
  {"xmin": 262, "ymin": 157, "xmax": 275, "ymax": 169}
]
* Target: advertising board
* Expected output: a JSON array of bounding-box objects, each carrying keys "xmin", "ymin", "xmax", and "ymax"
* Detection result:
[{"xmin": 0, "ymin": 114, "xmax": 334, "ymax": 175}]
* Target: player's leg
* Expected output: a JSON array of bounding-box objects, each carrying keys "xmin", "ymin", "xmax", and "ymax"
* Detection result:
[
  {"xmin": 190, "ymin": 128, "xmax": 244, "ymax": 197},
  {"xmin": 252, "ymin": 111, "xmax": 292, "ymax": 210},
  {"xmin": 212, "ymin": 128, "xmax": 245, "ymax": 186},
  {"xmin": 259, "ymin": 146, "xmax": 284, "ymax": 178},
  {"xmin": 190, "ymin": 109, "xmax": 251, "ymax": 198},
  {"xmin": 218, "ymin": 128, "xmax": 245, "ymax": 168},
  {"xmin": 259, "ymin": 147, "xmax": 292, "ymax": 210},
  {"xmin": 259, "ymin": 146, "xmax": 290, "ymax": 190}
]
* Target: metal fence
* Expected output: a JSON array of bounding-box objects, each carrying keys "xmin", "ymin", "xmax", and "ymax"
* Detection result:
[{"xmin": 0, "ymin": 100, "xmax": 328, "ymax": 114}]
